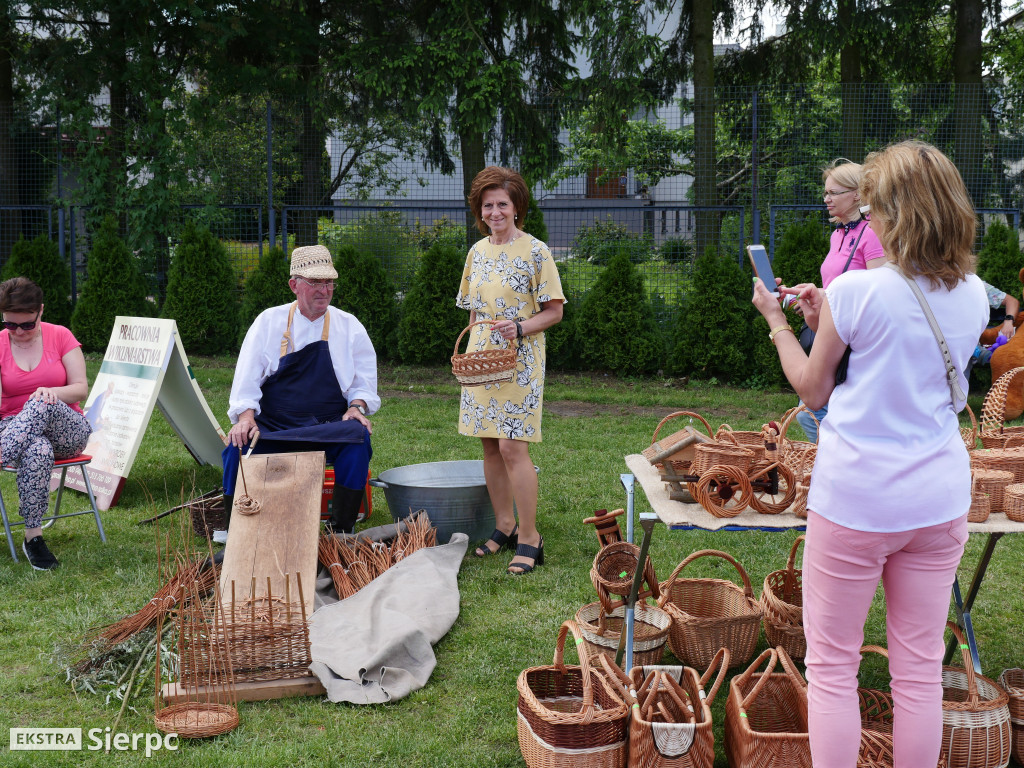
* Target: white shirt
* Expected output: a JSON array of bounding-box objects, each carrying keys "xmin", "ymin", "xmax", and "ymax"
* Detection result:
[
  {"xmin": 228, "ymin": 304, "xmax": 380, "ymax": 423},
  {"xmin": 807, "ymin": 268, "xmax": 988, "ymax": 532}
]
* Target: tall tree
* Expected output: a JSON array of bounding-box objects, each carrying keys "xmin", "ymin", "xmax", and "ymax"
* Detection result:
[
  {"xmin": 953, "ymin": 0, "xmax": 1000, "ymax": 204},
  {"xmin": 0, "ymin": 8, "xmax": 22, "ymax": 251}
]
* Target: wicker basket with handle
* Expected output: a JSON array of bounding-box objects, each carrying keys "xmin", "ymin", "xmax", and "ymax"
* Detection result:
[
  {"xmin": 1002, "ymin": 483, "xmax": 1024, "ymax": 522},
  {"xmin": 778, "ymin": 406, "xmax": 818, "ymax": 482},
  {"xmin": 760, "ymin": 535, "xmax": 806, "ymax": 661},
  {"xmin": 451, "ymin": 321, "xmax": 517, "ymax": 386},
  {"xmin": 714, "ymin": 423, "xmax": 767, "ymax": 463},
  {"xmin": 970, "ymin": 447, "xmax": 1024, "ymax": 483},
  {"xmin": 643, "ymin": 411, "xmax": 715, "ymax": 478},
  {"xmin": 723, "ymin": 646, "xmax": 811, "ymax": 768},
  {"xmin": 575, "ymin": 601, "xmax": 671, "ymax": 670},
  {"xmin": 516, "ymin": 620, "xmax": 630, "ymax": 768},
  {"xmin": 979, "ymin": 366, "xmax": 1024, "ymax": 448},
  {"xmin": 997, "ymin": 668, "xmax": 1024, "ymax": 766},
  {"xmin": 657, "ymin": 549, "xmax": 762, "ymax": 669}
]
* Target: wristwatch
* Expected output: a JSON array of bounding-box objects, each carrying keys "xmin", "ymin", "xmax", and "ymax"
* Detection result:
[{"xmin": 353, "ymin": 403, "xmax": 367, "ymax": 416}]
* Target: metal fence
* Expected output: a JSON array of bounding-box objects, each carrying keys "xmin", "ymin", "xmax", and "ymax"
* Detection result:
[{"xmin": 1, "ymin": 83, "xmax": 1022, "ymax": 305}]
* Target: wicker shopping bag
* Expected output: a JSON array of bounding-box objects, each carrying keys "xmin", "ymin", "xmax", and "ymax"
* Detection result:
[
  {"xmin": 657, "ymin": 549, "xmax": 761, "ymax": 670},
  {"xmin": 516, "ymin": 620, "xmax": 630, "ymax": 768},
  {"xmin": 723, "ymin": 646, "xmax": 811, "ymax": 768},
  {"xmin": 760, "ymin": 535, "xmax": 806, "ymax": 661},
  {"xmin": 451, "ymin": 321, "xmax": 517, "ymax": 386}
]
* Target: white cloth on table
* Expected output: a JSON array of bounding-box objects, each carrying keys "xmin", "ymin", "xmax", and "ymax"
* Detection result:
[{"xmin": 228, "ymin": 304, "xmax": 379, "ymax": 423}]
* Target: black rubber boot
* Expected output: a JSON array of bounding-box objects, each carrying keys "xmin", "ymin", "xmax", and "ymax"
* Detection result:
[
  {"xmin": 222, "ymin": 493, "xmax": 233, "ymax": 531},
  {"xmin": 328, "ymin": 486, "xmax": 364, "ymax": 534}
]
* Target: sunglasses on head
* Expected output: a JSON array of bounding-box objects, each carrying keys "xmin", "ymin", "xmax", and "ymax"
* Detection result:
[{"xmin": 2, "ymin": 312, "xmax": 40, "ymax": 332}]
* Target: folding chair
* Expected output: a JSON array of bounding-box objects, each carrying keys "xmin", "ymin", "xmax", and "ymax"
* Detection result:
[{"xmin": 0, "ymin": 454, "xmax": 106, "ymax": 561}]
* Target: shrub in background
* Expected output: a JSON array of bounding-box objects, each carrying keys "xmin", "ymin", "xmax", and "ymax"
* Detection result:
[
  {"xmin": 670, "ymin": 247, "xmax": 755, "ymax": 382},
  {"xmin": 544, "ymin": 262, "xmax": 581, "ymax": 371},
  {"xmin": 162, "ymin": 220, "xmax": 241, "ymax": 355},
  {"xmin": 576, "ymin": 251, "xmax": 662, "ymax": 375},
  {"xmin": 71, "ymin": 215, "xmax": 154, "ymax": 352},
  {"xmin": 238, "ymin": 246, "xmax": 294, "ymax": 343},
  {"xmin": 659, "ymin": 237, "xmax": 693, "ymax": 265},
  {"xmin": 522, "ymin": 195, "xmax": 548, "ymax": 244},
  {"xmin": 571, "ymin": 216, "xmax": 653, "ymax": 265},
  {"xmin": 396, "ymin": 241, "xmax": 466, "ymax": 365},
  {"xmin": 411, "ymin": 215, "xmax": 465, "ymax": 252},
  {"xmin": 333, "ymin": 244, "xmax": 400, "ymax": 359},
  {"xmin": 1, "ymin": 234, "xmax": 73, "ymax": 327},
  {"xmin": 771, "ymin": 216, "xmax": 830, "ymax": 287},
  {"xmin": 319, "ymin": 211, "xmax": 419, "ymax": 293},
  {"xmin": 977, "ymin": 221, "xmax": 1022, "ymax": 302}
]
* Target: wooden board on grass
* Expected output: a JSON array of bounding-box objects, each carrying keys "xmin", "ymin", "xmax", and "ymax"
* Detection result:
[
  {"xmin": 161, "ymin": 675, "xmax": 327, "ymax": 704},
  {"xmin": 219, "ymin": 450, "xmax": 325, "ymax": 614}
]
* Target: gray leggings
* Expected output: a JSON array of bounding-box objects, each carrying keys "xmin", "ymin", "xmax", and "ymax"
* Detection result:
[{"xmin": 0, "ymin": 398, "xmax": 92, "ymax": 530}]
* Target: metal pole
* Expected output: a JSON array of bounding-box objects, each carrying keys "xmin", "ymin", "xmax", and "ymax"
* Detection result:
[
  {"xmin": 615, "ymin": 512, "xmax": 659, "ymax": 671},
  {"xmin": 267, "ymin": 101, "xmax": 275, "ymax": 249},
  {"xmin": 751, "ymin": 90, "xmax": 760, "ymax": 245}
]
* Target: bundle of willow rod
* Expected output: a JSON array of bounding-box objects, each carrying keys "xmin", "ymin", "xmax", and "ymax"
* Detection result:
[{"xmin": 317, "ymin": 512, "xmax": 437, "ymax": 600}]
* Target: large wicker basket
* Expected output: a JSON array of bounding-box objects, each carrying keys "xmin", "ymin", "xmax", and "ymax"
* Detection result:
[
  {"xmin": 657, "ymin": 549, "xmax": 762, "ymax": 669},
  {"xmin": 760, "ymin": 536, "xmax": 806, "ymax": 661},
  {"xmin": 940, "ymin": 621, "xmax": 1011, "ymax": 768},
  {"xmin": 723, "ymin": 646, "xmax": 811, "ymax": 768},
  {"xmin": 451, "ymin": 321, "xmax": 517, "ymax": 386},
  {"xmin": 516, "ymin": 620, "xmax": 630, "ymax": 768},
  {"xmin": 997, "ymin": 668, "xmax": 1024, "ymax": 766},
  {"xmin": 979, "ymin": 366, "xmax": 1024, "ymax": 448}
]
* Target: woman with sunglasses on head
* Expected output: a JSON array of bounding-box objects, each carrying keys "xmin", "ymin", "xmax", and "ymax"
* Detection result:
[
  {"xmin": 0, "ymin": 277, "xmax": 91, "ymax": 570},
  {"xmin": 792, "ymin": 159, "xmax": 887, "ymax": 442},
  {"xmin": 754, "ymin": 141, "xmax": 988, "ymax": 768}
]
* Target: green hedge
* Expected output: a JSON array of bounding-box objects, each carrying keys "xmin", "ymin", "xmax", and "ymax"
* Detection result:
[
  {"xmin": 333, "ymin": 244, "xmax": 399, "ymax": 359},
  {"xmin": 397, "ymin": 242, "xmax": 467, "ymax": 365},
  {"xmin": 1, "ymin": 235, "xmax": 73, "ymax": 327}
]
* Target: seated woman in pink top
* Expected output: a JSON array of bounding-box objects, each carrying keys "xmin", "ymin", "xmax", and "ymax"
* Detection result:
[{"xmin": 0, "ymin": 277, "xmax": 91, "ymax": 570}]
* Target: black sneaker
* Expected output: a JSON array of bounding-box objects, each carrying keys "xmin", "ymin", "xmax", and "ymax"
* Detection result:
[{"xmin": 22, "ymin": 536, "xmax": 59, "ymax": 571}]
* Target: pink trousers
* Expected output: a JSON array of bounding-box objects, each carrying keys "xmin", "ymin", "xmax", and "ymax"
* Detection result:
[{"xmin": 802, "ymin": 510, "xmax": 968, "ymax": 768}]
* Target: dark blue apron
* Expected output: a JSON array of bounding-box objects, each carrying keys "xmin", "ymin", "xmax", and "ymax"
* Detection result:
[{"xmin": 222, "ymin": 303, "xmax": 370, "ymax": 493}]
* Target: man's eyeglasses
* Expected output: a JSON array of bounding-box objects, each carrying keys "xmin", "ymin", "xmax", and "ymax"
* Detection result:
[
  {"xmin": 2, "ymin": 312, "xmax": 40, "ymax": 332},
  {"xmin": 823, "ymin": 188, "xmax": 854, "ymax": 200},
  {"xmin": 294, "ymin": 277, "xmax": 335, "ymax": 290}
]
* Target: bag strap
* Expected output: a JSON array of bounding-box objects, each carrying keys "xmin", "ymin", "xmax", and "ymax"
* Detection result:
[
  {"xmin": 840, "ymin": 220, "xmax": 869, "ymax": 274},
  {"xmin": 885, "ymin": 263, "xmax": 966, "ymax": 407}
]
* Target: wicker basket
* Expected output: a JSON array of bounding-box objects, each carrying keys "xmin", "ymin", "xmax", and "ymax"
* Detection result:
[
  {"xmin": 178, "ymin": 488, "xmax": 227, "ymax": 539},
  {"xmin": 575, "ymin": 601, "xmax": 671, "ymax": 669},
  {"xmin": 715, "ymin": 424, "xmax": 767, "ymax": 462},
  {"xmin": 690, "ymin": 442, "xmax": 755, "ymax": 476},
  {"xmin": 723, "ymin": 646, "xmax": 811, "ymax": 768},
  {"xmin": 972, "ymin": 468, "xmax": 1013, "ymax": 514},
  {"xmin": 591, "ymin": 541, "xmax": 660, "ymax": 605},
  {"xmin": 643, "ymin": 411, "xmax": 715, "ymax": 476},
  {"xmin": 779, "ymin": 406, "xmax": 818, "ymax": 481},
  {"xmin": 657, "ymin": 549, "xmax": 762, "ymax": 670},
  {"xmin": 1002, "ymin": 483, "xmax": 1024, "ymax": 522},
  {"xmin": 979, "ymin": 366, "xmax": 1024, "ymax": 448},
  {"xmin": 154, "ymin": 702, "xmax": 239, "ymax": 739},
  {"xmin": 997, "ymin": 668, "xmax": 1024, "ymax": 766},
  {"xmin": 760, "ymin": 536, "xmax": 806, "ymax": 661},
  {"xmin": 940, "ymin": 621, "xmax": 1011, "ymax": 768},
  {"xmin": 516, "ymin": 620, "xmax": 630, "ymax": 768},
  {"xmin": 968, "ymin": 492, "xmax": 991, "ymax": 523},
  {"xmin": 961, "ymin": 402, "xmax": 979, "ymax": 451},
  {"xmin": 451, "ymin": 321, "xmax": 517, "ymax": 386},
  {"xmin": 857, "ymin": 645, "xmax": 896, "ymax": 766},
  {"xmin": 969, "ymin": 448, "xmax": 1024, "ymax": 483},
  {"xmin": 792, "ymin": 476, "xmax": 811, "ymax": 519}
]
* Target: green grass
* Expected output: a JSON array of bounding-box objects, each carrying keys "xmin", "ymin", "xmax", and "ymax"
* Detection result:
[{"xmin": 0, "ymin": 359, "xmax": 1020, "ymax": 767}]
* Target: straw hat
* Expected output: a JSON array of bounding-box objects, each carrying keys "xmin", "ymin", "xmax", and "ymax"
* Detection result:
[{"xmin": 290, "ymin": 245, "xmax": 338, "ymax": 280}]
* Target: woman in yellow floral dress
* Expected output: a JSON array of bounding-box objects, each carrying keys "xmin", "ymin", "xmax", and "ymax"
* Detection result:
[{"xmin": 456, "ymin": 166, "xmax": 565, "ymax": 575}]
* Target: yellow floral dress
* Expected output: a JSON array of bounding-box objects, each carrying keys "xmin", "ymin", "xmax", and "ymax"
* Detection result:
[{"xmin": 455, "ymin": 234, "xmax": 565, "ymax": 442}]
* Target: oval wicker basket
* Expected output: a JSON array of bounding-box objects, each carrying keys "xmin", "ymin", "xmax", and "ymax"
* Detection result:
[
  {"xmin": 657, "ymin": 549, "xmax": 762, "ymax": 670},
  {"xmin": 154, "ymin": 702, "xmax": 239, "ymax": 739},
  {"xmin": 691, "ymin": 442, "xmax": 755, "ymax": 476},
  {"xmin": 451, "ymin": 321, "xmax": 517, "ymax": 386},
  {"xmin": 575, "ymin": 601, "xmax": 671, "ymax": 669},
  {"xmin": 969, "ymin": 448, "xmax": 1024, "ymax": 483},
  {"xmin": 760, "ymin": 535, "xmax": 806, "ymax": 661}
]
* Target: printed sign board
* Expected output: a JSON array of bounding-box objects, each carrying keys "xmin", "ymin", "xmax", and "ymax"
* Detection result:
[{"xmin": 58, "ymin": 317, "xmax": 226, "ymax": 510}]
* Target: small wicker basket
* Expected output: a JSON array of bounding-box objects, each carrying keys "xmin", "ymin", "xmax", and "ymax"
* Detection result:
[
  {"xmin": 451, "ymin": 321, "xmax": 517, "ymax": 386},
  {"xmin": 1002, "ymin": 483, "xmax": 1024, "ymax": 522},
  {"xmin": 715, "ymin": 424, "xmax": 767, "ymax": 462},
  {"xmin": 575, "ymin": 601, "xmax": 671, "ymax": 669},
  {"xmin": 968, "ymin": 492, "xmax": 991, "ymax": 523},
  {"xmin": 971, "ymin": 468, "xmax": 1013, "ymax": 514},
  {"xmin": 779, "ymin": 406, "xmax": 818, "ymax": 481}
]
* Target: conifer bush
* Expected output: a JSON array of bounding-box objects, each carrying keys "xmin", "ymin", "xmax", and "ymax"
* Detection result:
[
  {"xmin": 162, "ymin": 220, "xmax": 240, "ymax": 355},
  {"xmin": 670, "ymin": 247, "xmax": 755, "ymax": 382},
  {"xmin": 977, "ymin": 221, "xmax": 1022, "ymax": 302},
  {"xmin": 238, "ymin": 246, "xmax": 293, "ymax": 343},
  {"xmin": 397, "ymin": 241, "xmax": 467, "ymax": 365},
  {"xmin": 771, "ymin": 217, "xmax": 829, "ymax": 287},
  {"xmin": 71, "ymin": 215, "xmax": 154, "ymax": 352},
  {"xmin": 545, "ymin": 262, "xmax": 581, "ymax": 371},
  {"xmin": 576, "ymin": 250, "xmax": 662, "ymax": 375},
  {"xmin": 1, "ymin": 234, "xmax": 73, "ymax": 327},
  {"xmin": 522, "ymin": 196, "xmax": 548, "ymax": 244},
  {"xmin": 333, "ymin": 244, "xmax": 400, "ymax": 359}
]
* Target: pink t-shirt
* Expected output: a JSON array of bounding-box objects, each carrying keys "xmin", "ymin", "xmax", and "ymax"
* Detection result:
[
  {"xmin": 819, "ymin": 219, "xmax": 884, "ymax": 288},
  {"xmin": 0, "ymin": 322, "xmax": 84, "ymax": 418}
]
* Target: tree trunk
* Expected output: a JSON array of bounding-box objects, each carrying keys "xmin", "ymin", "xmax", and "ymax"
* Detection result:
[
  {"xmin": 838, "ymin": 0, "xmax": 864, "ymax": 162},
  {"xmin": 691, "ymin": 0, "xmax": 718, "ymax": 257},
  {"xmin": 953, "ymin": 0, "xmax": 984, "ymax": 205},
  {"xmin": 295, "ymin": 0, "xmax": 324, "ymax": 248},
  {"xmin": 459, "ymin": 109, "xmax": 486, "ymax": 251},
  {"xmin": 0, "ymin": 9, "xmax": 20, "ymax": 256}
]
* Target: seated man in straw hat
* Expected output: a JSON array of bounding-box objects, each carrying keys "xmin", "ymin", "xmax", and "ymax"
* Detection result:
[{"xmin": 221, "ymin": 244, "xmax": 378, "ymax": 535}]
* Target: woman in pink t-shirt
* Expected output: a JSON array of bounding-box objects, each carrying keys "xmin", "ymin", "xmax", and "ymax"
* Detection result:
[{"xmin": 0, "ymin": 277, "xmax": 91, "ymax": 570}]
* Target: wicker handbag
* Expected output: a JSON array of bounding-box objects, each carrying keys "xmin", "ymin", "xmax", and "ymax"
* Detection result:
[
  {"xmin": 997, "ymin": 668, "xmax": 1024, "ymax": 766},
  {"xmin": 760, "ymin": 535, "xmax": 806, "ymax": 661},
  {"xmin": 575, "ymin": 601, "xmax": 671, "ymax": 669},
  {"xmin": 940, "ymin": 621, "xmax": 1011, "ymax": 768},
  {"xmin": 657, "ymin": 549, "xmax": 762, "ymax": 669},
  {"xmin": 723, "ymin": 646, "xmax": 811, "ymax": 768},
  {"xmin": 979, "ymin": 366, "xmax": 1024, "ymax": 448},
  {"xmin": 451, "ymin": 320, "xmax": 517, "ymax": 386},
  {"xmin": 599, "ymin": 649, "xmax": 730, "ymax": 768},
  {"xmin": 516, "ymin": 620, "xmax": 630, "ymax": 768}
]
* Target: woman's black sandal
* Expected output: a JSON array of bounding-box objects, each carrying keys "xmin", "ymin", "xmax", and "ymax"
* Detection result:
[
  {"xmin": 474, "ymin": 525, "xmax": 518, "ymax": 557},
  {"xmin": 507, "ymin": 538, "xmax": 544, "ymax": 575}
]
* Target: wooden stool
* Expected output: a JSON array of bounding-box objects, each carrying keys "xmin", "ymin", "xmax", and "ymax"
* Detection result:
[{"xmin": 0, "ymin": 454, "xmax": 105, "ymax": 561}]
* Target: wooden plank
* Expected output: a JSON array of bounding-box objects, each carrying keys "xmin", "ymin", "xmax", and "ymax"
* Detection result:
[
  {"xmin": 219, "ymin": 451, "xmax": 324, "ymax": 614},
  {"xmin": 161, "ymin": 675, "xmax": 326, "ymax": 705}
]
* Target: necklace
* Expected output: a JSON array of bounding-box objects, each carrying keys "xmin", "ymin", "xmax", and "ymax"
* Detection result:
[
  {"xmin": 10, "ymin": 336, "xmax": 38, "ymax": 349},
  {"xmin": 489, "ymin": 228, "xmax": 521, "ymax": 247}
]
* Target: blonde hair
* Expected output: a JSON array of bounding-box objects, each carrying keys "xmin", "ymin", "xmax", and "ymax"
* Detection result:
[
  {"xmin": 859, "ymin": 141, "xmax": 975, "ymax": 290},
  {"xmin": 822, "ymin": 158, "xmax": 864, "ymax": 224}
]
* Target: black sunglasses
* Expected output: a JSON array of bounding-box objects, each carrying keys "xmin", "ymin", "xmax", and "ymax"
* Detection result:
[{"xmin": 2, "ymin": 312, "xmax": 40, "ymax": 332}]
